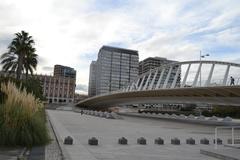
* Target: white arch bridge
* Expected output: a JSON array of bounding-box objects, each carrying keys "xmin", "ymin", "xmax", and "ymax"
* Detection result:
[{"xmin": 78, "ymin": 60, "xmax": 240, "ymax": 109}]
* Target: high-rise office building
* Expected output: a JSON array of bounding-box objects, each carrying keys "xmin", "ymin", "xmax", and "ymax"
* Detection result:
[
  {"xmin": 91, "ymin": 45, "xmax": 139, "ymax": 95},
  {"xmin": 88, "ymin": 61, "xmax": 97, "ymax": 97},
  {"xmin": 54, "ymin": 65, "xmax": 76, "ymax": 79}
]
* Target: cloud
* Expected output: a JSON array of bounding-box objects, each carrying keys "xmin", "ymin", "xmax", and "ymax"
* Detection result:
[
  {"xmin": 42, "ymin": 66, "xmax": 53, "ymax": 72},
  {"xmin": 0, "ymin": 0, "xmax": 240, "ymax": 93},
  {"xmin": 75, "ymin": 84, "xmax": 88, "ymax": 94}
]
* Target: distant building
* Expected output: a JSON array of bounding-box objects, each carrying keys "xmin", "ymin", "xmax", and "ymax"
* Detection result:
[
  {"xmin": 139, "ymin": 57, "xmax": 180, "ymax": 88},
  {"xmin": 139, "ymin": 57, "xmax": 176, "ymax": 75},
  {"xmin": 38, "ymin": 75, "xmax": 76, "ymax": 103},
  {"xmin": 88, "ymin": 61, "xmax": 97, "ymax": 97},
  {"xmin": 0, "ymin": 69, "xmax": 76, "ymax": 104},
  {"xmin": 90, "ymin": 45, "xmax": 139, "ymax": 95},
  {"xmin": 54, "ymin": 65, "xmax": 76, "ymax": 79}
]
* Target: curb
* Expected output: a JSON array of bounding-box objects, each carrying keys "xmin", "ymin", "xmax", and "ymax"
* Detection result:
[{"xmin": 47, "ymin": 113, "xmax": 71, "ymax": 160}]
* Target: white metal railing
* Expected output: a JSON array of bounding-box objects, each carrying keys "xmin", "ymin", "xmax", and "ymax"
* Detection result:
[
  {"xmin": 214, "ymin": 126, "xmax": 240, "ymax": 149},
  {"xmin": 121, "ymin": 77, "xmax": 240, "ymax": 92}
]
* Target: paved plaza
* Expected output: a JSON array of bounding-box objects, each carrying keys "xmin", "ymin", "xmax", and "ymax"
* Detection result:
[{"xmin": 47, "ymin": 109, "xmax": 232, "ymax": 160}]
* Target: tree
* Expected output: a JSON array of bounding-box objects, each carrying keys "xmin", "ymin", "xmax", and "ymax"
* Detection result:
[
  {"xmin": 0, "ymin": 31, "xmax": 36, "ymax": 80},
  {"xmin": 23, "ymin": 47, "xmax": 38, "ymax": 80}
]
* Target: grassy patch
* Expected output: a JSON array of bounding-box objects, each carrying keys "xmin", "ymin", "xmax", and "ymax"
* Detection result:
[{"xmin": 0, "ymin": 82, "xmax": 49, "ymax": 147}]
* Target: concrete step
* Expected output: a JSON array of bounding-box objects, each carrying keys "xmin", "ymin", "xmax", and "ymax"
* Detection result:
[
  {"xmin": 200, "ymin": 148, "xmax": 240, "ymax": 160},
  {"xmin": 224, "ymin": 144, "xmax": 240, "ymax": 149}
]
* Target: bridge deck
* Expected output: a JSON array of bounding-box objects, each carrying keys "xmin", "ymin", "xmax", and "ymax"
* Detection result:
[{"xmin": 78, "ymin": 86, "xmax": 240, "ymax": 108}]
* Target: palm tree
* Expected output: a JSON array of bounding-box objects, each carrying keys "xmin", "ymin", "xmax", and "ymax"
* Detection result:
[
  {"xmin": 23, "ymin": 47, "xmax": 38, "ymax": 79},
  {"xmin": 0, "ymin": 31, "xmax": 36, "ymax": 80}
]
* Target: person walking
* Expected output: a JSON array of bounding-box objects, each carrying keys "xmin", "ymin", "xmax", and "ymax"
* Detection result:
[{"xmin": 230, "ymin": 76, "xmax": 235, "ymax": 86}]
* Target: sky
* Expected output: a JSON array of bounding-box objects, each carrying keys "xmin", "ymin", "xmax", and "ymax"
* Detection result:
[{"xmin": 0, "ymin": 0, "xmax": 240, "ymax": 94}]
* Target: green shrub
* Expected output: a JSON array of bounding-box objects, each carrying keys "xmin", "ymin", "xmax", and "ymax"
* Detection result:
[
  {"xmin": 0, "ymin": 76, "xmax": 45, "ymax": 101},
  {"xmin": 202, "ymin": 106, "xmax": 240, "ymax": 118},
  {"xmin": 0, "ymin": 82, "xmax": 49, "ymax": 147}
]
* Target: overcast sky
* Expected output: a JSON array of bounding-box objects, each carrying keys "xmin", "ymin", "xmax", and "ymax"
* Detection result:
[{"xmin": 0, "ymin": 0, "xmax": 240, "ymax": 94}]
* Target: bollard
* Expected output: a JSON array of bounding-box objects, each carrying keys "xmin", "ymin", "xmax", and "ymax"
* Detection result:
[
  {"xmin": 222, "ymin": 116, "xmax": 232, "ymax": 122},
  {"xmin": 179, "ymin": 114, "xmax": 186, "ymax": 119},
  {"xmin": 118, "ymin": 137, "xmax": 128, "ymax": 145},
  {"xmin": 100, "ymin": 112, "xmax": 105, "ymax": 118},
  {"xmin": 164, "ymin": 113, "xmax": 170, "ymax": 117},
  {"xmin": 186, "ymin": 137, "xmax": 195, "ymax": 145},
  {"xmin": 187, "ymin": 114, "xmax": 195, "ymax": 119},
  {"xmin": 137, "ymin": 137, "xmax": 147, "ymax": 145},
  {"xmin": 106, "ymin": 113, "xmax": 114, "ymax": 119},
  {"xmin": 171, "ymin": 138, "xmax": 180, "ymax": 145},
  {"xmin": 200, "ymin": 138, "xmax": 209, "ymax": 145},
  {"xmin": 64, "ymin": 136, "xmax": 73, "ymax": 145},
  {"xmin": 209, "ymin": 116, "xmax": 218, "ymax": 121},
  {"xmin": 154, "ymin": 137, "xmax": 164, "ymax": 145},
  {"xmin": 171, "ymin": 114, "xmax": 178, "ymax": 118},
  {"xmin": 197, "ymin": 115, "xmax": 205, "ymax": 120},
  {"xmin": 99, "ymin": 112, "xmax": 104, "ymax": 117},
  {"xmin": 213, "ymin": 138, "xmax": 222, "ymax": 145},
  {"xmin": 88, "ymin": 137, "xmax": 98, "ymax": 145}
]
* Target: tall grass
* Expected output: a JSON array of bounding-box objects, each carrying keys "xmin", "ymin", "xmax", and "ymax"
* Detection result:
[{"xmin": 0, "ymin": 82, "xmax": 49, "ymax": 147}]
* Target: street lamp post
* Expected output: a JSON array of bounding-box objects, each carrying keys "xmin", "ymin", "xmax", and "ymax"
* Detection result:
[{"xmin": 199, "ymin": 51, "xmax": 209, "ymax": 87}]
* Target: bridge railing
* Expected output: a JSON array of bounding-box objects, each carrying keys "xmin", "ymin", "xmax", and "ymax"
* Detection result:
[
  {"xmin": 183, "ymin": 77, "xmax": 240, "ymax": 88},
  {"xmin": 119, "ymin": 60, "xmax": 240, "ymax": 92},
  {"xmin": 119, "ymin": 77, "xmax": 240, "ymax": 93},
  {"xmin": 214, "ymin": 126, "xmax": 240, "ymax": 149}
]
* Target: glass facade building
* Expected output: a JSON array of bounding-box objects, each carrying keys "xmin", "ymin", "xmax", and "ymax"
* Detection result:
[
  {"xmin": 88, "ymin": 61, "xmax": 97, "ymax": 97},
  {"xmin": 89, "ymin": 46, "xmax": 139, "ymax": 96},
  {"xmin": 54, "ymin": 65, "xmax": 76, "ymax": 79}
]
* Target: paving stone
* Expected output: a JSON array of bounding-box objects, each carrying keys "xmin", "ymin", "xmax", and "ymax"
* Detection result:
[
  {"xmin": 45, "ymin": 116, "xmax": 62, "ymax": 160},
  {"xmin": 47, "ymin": 110, "xmax": 225, "ymax": 160}
]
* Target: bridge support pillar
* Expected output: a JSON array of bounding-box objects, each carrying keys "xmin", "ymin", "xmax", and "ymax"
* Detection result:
[
  {"xmin": 149, "ymin": 69, "xmax": 158, "ymax": 90},
  {"xmin": 205, "ymin": 63, "xmax": 215, "ymax": 86},
  {"xmin": 163, "ymin": 66, "xmax": 173, "ymax": 88},
  {"xmin": 181, "ymin": 64, "xmax": 191, "ymax": 87},
  {"xmin": 171, "ymin": 66, "xmax": 181, "ymax": 88},
  {"xmin": 143, "ymin": 71, "xmax": 152, "ymax": 90},
  {"xmin": 193, "ymin": 63, "xmax": 202, "ymax": 87},
  {"xmin": 155, "ymin": 68, "xmax": 165, "ymax": 89},
  {"xmin": 129, "ymin": 82, "xmax": 136, "ymax": 91},
  {"xmin": 138, "ymin": 75, "xmax": 146, "ymax": 91},
  {"xmin": 135, "ymin": 78, "xmax": 141, "ymax": 88},
  {"xmin": 130, "ymin": 78, "xmax": 140, "ymax": 91},
  {"xmin": 223, "ymin": 64, "xmax": 230, "ymax": 85}
]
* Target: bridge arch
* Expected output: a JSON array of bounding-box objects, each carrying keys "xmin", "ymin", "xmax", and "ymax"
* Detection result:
[{"xmin": 125, "ymin": 60, "xmax": 240, "ymax": 92}]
